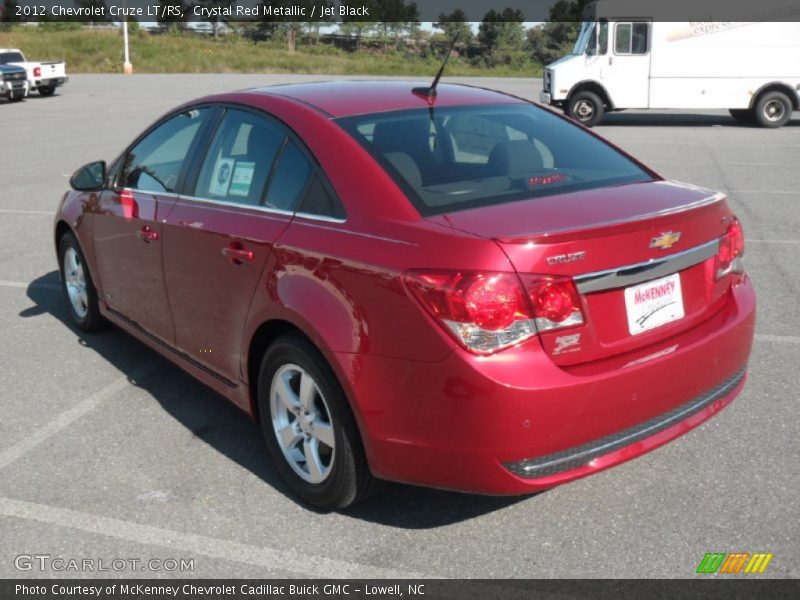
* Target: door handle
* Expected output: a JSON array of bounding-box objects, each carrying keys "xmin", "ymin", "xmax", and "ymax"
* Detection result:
[
  {"xmin": 222, "ymin": 245, "xmax": 254, "ymax": 264},
  {"xmin": 137, "ymin": 226, "xmax": 159, "ymax": 242}
]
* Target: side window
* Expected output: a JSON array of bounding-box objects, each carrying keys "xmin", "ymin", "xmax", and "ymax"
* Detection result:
[
  {"xmin": 121, "ymin": 108, "xmax": 211, "ymax": 193},
  {"xmin": 265, "ymin": 139, "xmax": 313, "ymax": 212},
  {"xmin": 587, "ymin": 21, "xmax": 608, "ymax": 55},
  {"xmin": 194, "ymin": 109, "xmax": 285, "ymax": 206},
  {"xmin": 446, "ymin": 114, "xmax": 510, "ymax": 164},
  {"xmin": 615, "ymin": 22, "xmax": 649, "ymax": 55},
  {"xmin": 298, "ymin": 174, "xmax": 345, "ymax": 220}
]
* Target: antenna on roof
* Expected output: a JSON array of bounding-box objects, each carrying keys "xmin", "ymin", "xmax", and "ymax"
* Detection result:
[{"xmin": 413, "ymin": 33, "xmax": 460, "ymax": 103}]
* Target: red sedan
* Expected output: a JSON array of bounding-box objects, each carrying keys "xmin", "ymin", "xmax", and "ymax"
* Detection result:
[{"xmin": 55, "ymin": 82, "xmax": 755, "ymax": 509}]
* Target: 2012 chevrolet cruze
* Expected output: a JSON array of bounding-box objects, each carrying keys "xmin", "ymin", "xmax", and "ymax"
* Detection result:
[{"xmin": 56, "ymin": 82, "xmax": 755, "ymax": 509}]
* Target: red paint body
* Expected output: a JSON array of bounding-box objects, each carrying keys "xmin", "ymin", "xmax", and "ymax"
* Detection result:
[{"xmin": 55, "ymin": 82, "xmax": 755, "ymax": 494}]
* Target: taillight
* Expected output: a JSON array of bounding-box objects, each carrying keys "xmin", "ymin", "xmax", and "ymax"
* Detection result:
[
  {"xmin": 520, "ymin": 275, "xmax": 585, "ymax": 332},
  {"xmin": 404, "ymin": 271, "xmax": 535, "ymax": 354},
  {"xmin": 33, "ymin": 66, "xmax": 41, "ymax": 78},
  {"xmin": 404, "ymin": 270, "xmax": 584, "ymax": 354},
  {"xmin": 716, "ymin": 218, "xmax": 745, "ymax": 279}
]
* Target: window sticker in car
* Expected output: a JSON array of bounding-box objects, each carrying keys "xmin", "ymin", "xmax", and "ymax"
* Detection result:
[
  {"xmin": 209, "ymin": 158, "xmax": 234, "ymax": 196},
  {"xmin": 229, "ymin": 161, "xmax": 256, "ymax": 198}
]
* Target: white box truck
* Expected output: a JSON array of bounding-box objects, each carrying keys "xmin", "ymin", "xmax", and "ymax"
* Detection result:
[{"xmin": 539, "ymin": 5, "xmax": 800, "ymax": 127}]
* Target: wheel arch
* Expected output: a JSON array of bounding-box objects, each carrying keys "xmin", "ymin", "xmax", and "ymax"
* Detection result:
[
  {"xmin": 568, "ymin": 80, "xmax": 615, "ymax": 110},
  {"xmin": 749, "ymin": 82, "xmax": 799, "ymax": 111},
  {"xmin": 245, "ymin": 316, "xmax": 375, "ymax": 464},
  {"xmin": 54, "ymin": 219, "xmax": 72, "ymax": 252}
]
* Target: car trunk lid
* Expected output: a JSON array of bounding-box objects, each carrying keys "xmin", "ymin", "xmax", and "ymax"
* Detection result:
[{"xmin": 428, "ymin": 181, "xmax": 736, "ymax": 365}]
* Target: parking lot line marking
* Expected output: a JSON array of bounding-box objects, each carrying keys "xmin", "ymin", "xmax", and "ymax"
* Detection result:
[
  {"xmin": 746, "ymin": 239, "xmax": 800, "ymax": 245},
  {"xmin": 727, "ymin": 190, "xmax": 798, "ymax": 195},
  {"xmin": 756, "ymin": 334, "xmax": 800, "ymax": 344},
  {"xmin": 0, "ymin": 496, "xmax": 432, "ymax": 579},
  {"xmin": 0, "ymin": 280, "xmax": 61, "ymax": 291},
  {"xmin": 0, "ymin": 359, "xmax": 161, "ymax": 471},
  {"xmin": 0, "ymin": 209, "xmax": 54, "ymax": 216}
]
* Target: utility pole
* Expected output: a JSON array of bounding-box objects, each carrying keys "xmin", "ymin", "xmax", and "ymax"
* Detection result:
[{"xmin": 122, "ymin": 0, "xmax": 133, "ymax": 74}]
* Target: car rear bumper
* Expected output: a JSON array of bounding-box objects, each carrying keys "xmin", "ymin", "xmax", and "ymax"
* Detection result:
[{"xmin": 335, "ymin": 277, "xmax": 755, "ymax": 494}]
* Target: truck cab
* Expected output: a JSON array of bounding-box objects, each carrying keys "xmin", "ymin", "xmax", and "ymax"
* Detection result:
[{"xmin": 0, "ymin": 63, "xmax": 29, "ymax": 103}]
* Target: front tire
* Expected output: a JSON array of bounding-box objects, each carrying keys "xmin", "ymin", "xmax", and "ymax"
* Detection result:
[
  {"xmin": 38, "ymin": 86, "xmax": 56, "ymax": 97},
  {"xmin": 257, "ymin": 333, "xmax": 380, "ymax": 510},
  {"xmin": 753, "ymin": 91, "xmax": 792, "ymax": 128},
  {"xmin": 58, "ymin": 232, "xmax": 107, "ymax": 332},
  {"xmin": 567, "ymin": 91, "xmax": 605, "ymax": 127}
]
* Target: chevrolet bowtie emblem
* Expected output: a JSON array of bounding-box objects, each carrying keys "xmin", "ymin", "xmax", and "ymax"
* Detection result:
[{"xmin": 650, "ymin": 231, "xmax": 682, "ymax": 250}]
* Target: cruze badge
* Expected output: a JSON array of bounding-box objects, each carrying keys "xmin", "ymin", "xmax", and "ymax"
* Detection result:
[
  {"xmin": 650, "ymin": 231, "xmax": 682, "ymax": 250},
  {"xmin": 546, "ymin": 251, "xmax": 586, "ymax": 266}
]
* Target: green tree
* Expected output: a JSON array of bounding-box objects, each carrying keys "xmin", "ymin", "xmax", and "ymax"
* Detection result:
[
  {"xmin": 433, "ymin": 9, "xmax": 473, "ymax": 46},
  {"xmin": 477, "ymin": 8, "xmax": 526, "ymax": 66},
  {"xmin": 339, "ymin": 0, "xmax": 377, "ymax": 50},
  {"xmin": 526, "ymin": 0, "xmax": 591, "ymax": 65},
  {"xmin": 375, "ymin": 0, "xmax": 419, "ymax": 49}
]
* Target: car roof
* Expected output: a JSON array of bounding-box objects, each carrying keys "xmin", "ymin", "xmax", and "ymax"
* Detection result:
[{"xmin": 245, "ymin": 81, "xmax": 525, "ymax": 118}]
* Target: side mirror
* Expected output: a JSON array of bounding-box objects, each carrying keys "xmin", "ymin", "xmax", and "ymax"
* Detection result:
[{"xmin": 70, "ymin": 160, "xmax": 107, "ymax": 191}]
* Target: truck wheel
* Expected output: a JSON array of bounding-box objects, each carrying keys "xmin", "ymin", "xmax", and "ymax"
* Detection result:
[
  {"xmin": 567, "ymin": 91, "xmax": 605, "ymax": 127},
  {"xmin": 38, "ymin": 86, "xmax": 56, "ymax": 97},
  {"xmin": 753, "ymin": 91, "xmax": 792, "ymax": 128},
  {"xmin": 728, "ymin": 109, "xmax": 754, "ymax": 123}
]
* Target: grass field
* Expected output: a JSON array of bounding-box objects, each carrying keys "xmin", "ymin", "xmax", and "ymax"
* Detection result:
[{"xmin": 0, "ymin": 29, "xmax": 541, "ymax": 77}]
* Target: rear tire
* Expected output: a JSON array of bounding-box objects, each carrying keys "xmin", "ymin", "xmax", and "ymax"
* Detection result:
[
  {"xmin": 58, "ymin": 231, "xmax": 107, "ymax": 332},
  {"xmin": 567, "ymin": 91, "xmax": 605, "ymax": 127},
  {"xmin": 257, "ymin": 333, "xmax": 381, "ymax": 510},
  {"xmin": 728, "ymin": 108, "xmax": 754, "ymax": 123},
  {"xmin": 38, "ymin": 86, "xmax": 56, "ymax": 97},
  {"xmin": 753, "ymin": 91, "xmax": 792, "ymax": 128}
]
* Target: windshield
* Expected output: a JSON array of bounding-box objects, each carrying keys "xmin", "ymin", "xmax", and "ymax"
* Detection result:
[
  {"xmin": 337, "ymin": 104, "xmax": 655, "ymax": 217},
  {"xmin": 572, "ymin": 22, "xmax": 594, "ymax": 54},
  {"xmin": 0, "ymin": 52, "xmax": 25, "ymax": 64}
]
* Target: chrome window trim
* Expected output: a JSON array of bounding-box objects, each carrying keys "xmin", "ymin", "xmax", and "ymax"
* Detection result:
[
  {"xmin": 120, "ymin": 188, "xmax": 347, "ymax": 224},
  {"xmin": 575, "ymin": 238, "xmax": 719, "ymax": 294}
]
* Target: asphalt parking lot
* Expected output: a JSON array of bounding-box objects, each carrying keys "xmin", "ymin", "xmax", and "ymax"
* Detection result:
[{"xmin": 1, "ymin": 74, "xmax": 798, "ymax": 579}]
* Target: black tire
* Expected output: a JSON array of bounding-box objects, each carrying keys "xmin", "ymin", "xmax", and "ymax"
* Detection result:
[
  {"xmin": 8, "ymin": 93, "xmax": 24, "ymax": 103},
  {"xmin": 257, "ymin": 333, "xmax": 381, "ymax": 510},
  {"xmin": 38, "ymin": 86, "xmax": 56, "ymax": 97},
  {"xmin": 729, "ymin": 108, "xmax": 754, "ymax": 123},
  {"xmin": 58, "ymin": 231, "xmax": 107, "ymax": 332},
  {"xmin": 567, "ymin": 90, "xmax": 605, "ymax": 127},
  {"xmin": 753, "ymin": 91, "xmax": 793, "ymax": 128}
]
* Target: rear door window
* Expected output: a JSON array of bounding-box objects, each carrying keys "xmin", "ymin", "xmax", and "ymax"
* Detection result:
[
  {"xmin": 265, "ymin": 139, "xmax": 313, "ymax": 212},
  {"xmin": 193, "ymin": 109, "xmax": 285, "ymax": 206}
]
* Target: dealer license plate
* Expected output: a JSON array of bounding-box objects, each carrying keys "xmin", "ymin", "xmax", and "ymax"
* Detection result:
[{"xmin": 624, "ymin": 273, "xmax": 685, "ymax": 336}]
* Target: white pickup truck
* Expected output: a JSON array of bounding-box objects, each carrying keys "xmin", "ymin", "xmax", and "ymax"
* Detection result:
[{"xmin": 0, "ymin": 48, "xmax": 67, "ymax": 97}]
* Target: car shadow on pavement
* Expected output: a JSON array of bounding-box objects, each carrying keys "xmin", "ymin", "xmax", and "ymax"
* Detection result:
[
  {"xmin": 601, "ymin": 113, "xmax": 800, "ymax": 127},
  {"xmin": 22, "ymin": 271, "xmax": 529, "ymax": 528}
]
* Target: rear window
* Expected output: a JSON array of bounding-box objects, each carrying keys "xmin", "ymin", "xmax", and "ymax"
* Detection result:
[
  {"xmin": 0, "ymin": 52, "xmax": 24, "ymax": 64},
  {"xmin": 336, "ymin": 104, "xmax": 655, "ymax": 216}
]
